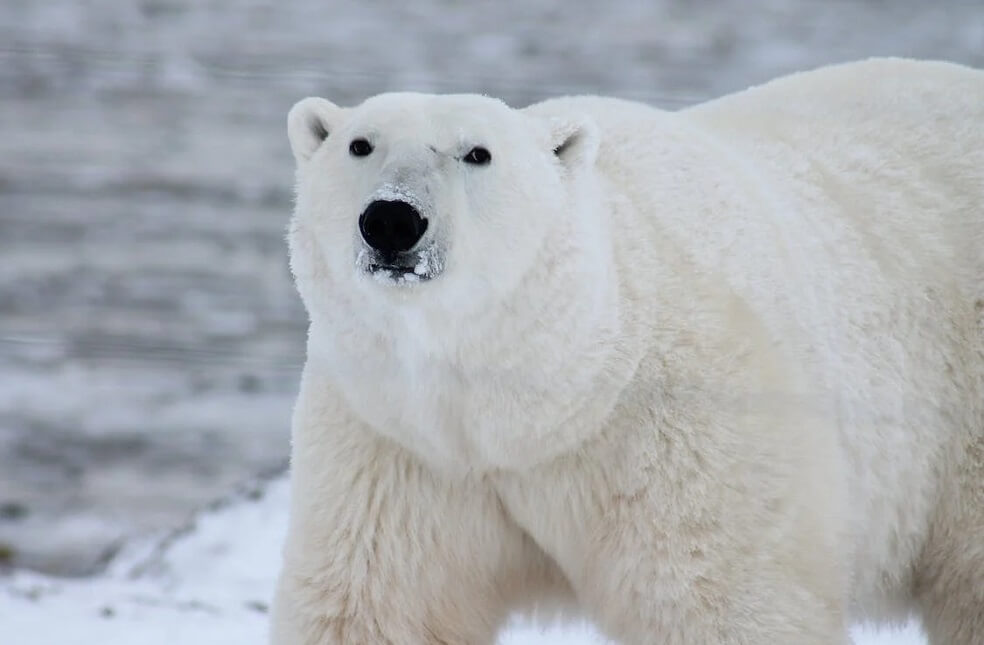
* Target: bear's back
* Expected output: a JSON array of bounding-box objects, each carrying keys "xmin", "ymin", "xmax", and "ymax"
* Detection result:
[{"xmin": 685, "ymin": 57, "xmax": 984, "ymax": 304}]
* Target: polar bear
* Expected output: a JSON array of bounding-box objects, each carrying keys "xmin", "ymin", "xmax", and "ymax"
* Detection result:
[{"xmin": 271, "ymin": 58, "xmax": 984, "ymax": 645}]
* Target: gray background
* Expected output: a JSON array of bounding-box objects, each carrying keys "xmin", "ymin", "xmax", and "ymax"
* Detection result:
[{"xmin": 1, "ymin": 0, "xmax": 982, "ymax": 575}]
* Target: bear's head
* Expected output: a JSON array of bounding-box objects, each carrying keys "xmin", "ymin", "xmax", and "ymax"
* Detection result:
[
  {"xmin": 286, "ymin": 93, "xmax": 628, "ymax": 467},
  {"xmin": 287, "ymin": 93, "xmax": 602, "ymax": 328}
]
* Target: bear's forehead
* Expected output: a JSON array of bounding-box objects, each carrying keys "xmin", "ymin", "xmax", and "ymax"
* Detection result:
[{"xmin": 350, "ymin": 92, "xmax": 517, "ymax": 135}]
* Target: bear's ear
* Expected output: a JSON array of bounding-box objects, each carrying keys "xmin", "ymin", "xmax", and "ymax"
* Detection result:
[
  {"xmin": 546, "ymin": 115, "xmax": 599, "ymax": 171},
  {"xmin": 287, "ymin": 97, "xmax": 345, "ymax": 163}
]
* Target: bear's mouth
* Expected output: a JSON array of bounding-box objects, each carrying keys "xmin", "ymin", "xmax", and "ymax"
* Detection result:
[
  {"xmin": 367, "ymin": 262, "xmax": 432, "ymax": 283},
  {"xmin": 358, "ymin": 246, "xmax": 443, "ymax": 284}
]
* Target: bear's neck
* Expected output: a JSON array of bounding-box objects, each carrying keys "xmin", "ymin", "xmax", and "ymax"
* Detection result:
[{"xmin": 306, "ymin": 211, "xmax": 643, "ymax": 474}]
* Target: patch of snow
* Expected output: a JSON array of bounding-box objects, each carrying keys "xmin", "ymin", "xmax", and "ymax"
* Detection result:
[
  {"xmin": 413, "ymin": 245, "xmax": 444, "ymax": 277},
  {"xmin": 374, "ymin": 183, "xmax": 427, "ymax": 213}
]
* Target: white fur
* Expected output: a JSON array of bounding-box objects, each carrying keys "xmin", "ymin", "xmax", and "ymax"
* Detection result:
[{"xmin": 272, "ymin": 59, "xmax": 984, "ymax": 644}]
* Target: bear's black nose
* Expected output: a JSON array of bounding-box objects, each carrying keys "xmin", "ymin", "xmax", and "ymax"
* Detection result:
[{"xmin": 358, "ymin": 200, "xmax": 428, "ymax": 256}]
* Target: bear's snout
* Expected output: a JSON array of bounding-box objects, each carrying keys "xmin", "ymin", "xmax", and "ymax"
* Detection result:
[{"xmin": 359, "ymin": 200, "xmax": 428, "ymax": 256}]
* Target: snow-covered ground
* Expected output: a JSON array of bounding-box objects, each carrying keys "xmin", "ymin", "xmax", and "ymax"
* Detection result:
[
  {"xmin": 3, "ymin": 0, "xmax": 984, "ymax": 576},
  {"xmin": 2, "ymin": 475, "xmax": 926, "ymax": 644}
]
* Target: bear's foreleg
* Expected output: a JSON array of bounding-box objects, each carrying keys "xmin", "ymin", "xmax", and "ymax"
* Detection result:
[{"xmin": 270, "ymin": 374, "xmax": 566, "ymax": 645}]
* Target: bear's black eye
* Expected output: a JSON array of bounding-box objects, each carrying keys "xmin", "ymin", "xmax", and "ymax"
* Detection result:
[
  {"xmin": 463, "ymin": 146, "xmax": 491, "ymax": 165},
  {"xmin": 349, "ymin": 138, "xmax": 373, "ymax": 157}
]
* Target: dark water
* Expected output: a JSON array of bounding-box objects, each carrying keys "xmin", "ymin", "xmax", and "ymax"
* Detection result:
[{"xmin": 1, "ymin": 0, "xmax": 981, "ymax": 574}]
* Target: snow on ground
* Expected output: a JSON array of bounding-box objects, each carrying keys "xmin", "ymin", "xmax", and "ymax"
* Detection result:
[
  {"xmin": 1, "ymin": 475, "xmax": 926, "ymax": 645},
  {"xmin": 4, "ymin": 0, "xmax": 984, "ymax": 576}
]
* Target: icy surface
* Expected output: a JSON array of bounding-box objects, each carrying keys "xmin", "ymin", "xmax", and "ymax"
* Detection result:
[{"xmin": 1, "ymin": 476, "xmax": 926, "ymax": 644}]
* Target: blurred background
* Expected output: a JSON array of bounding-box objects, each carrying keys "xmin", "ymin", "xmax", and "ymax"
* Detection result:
[{"xmin": 1, "ymin": 0, "xmax": 982, "ymax": 582}]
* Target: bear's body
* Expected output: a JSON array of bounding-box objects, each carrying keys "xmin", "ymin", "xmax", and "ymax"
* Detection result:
[{"xmin": 272, "ymin": 59, "xmax": 984, "ymax": 644}]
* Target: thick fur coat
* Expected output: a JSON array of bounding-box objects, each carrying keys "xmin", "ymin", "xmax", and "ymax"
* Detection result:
[{"xmin": 271, "ymin": 58, "xmax": 984, "ymax": 644}]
